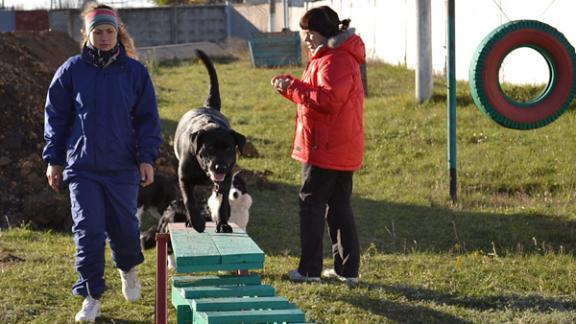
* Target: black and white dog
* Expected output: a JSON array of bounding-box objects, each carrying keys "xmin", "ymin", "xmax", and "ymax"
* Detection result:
[
  {"xmin": 208, "ymin": 171, "xmax": 252, "ymax": 231},
  {"xmin": 140, "ymin": 199, "xmax": 187, "ymax": 251},
  {"xmin": 140, "ymin": 199, "xmax": 187, "ymax": 269},
  {"xmin": 174, "ymin": 50, "xmax": 246, "ymax": 233},
  {"xmin": 136, "ymin": 174, "xmax": 179, "ymax": 226}
]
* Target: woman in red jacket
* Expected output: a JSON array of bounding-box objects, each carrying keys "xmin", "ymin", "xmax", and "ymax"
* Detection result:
[{"xmin": 271, "ymin": 5, "xmax": 365, "ymax": 286}]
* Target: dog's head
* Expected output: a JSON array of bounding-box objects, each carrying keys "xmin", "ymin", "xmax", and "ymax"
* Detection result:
[
  {"xmin": 229, "ymin": 172, "xmax": 249, "ymax": 200},
  {"xmin": 191, "ymin": 127, "xmax": 246, "ymax": 183}
]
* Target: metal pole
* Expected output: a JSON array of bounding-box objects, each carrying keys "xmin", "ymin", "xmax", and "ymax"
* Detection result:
[
  {"xmin": 155, "ymin": 233, "xmax": 169, "ymax": 324},
  {"xmin": 225, "ymin": 1, "xmax": 232, "ymax": 41},
  {"xmin": 447, "ymin": 0, "xmax": 457, "ymax": 202},
  {"xmin": 416, "ymin": 0, "xmax": 433, "ymax": 103},
  {"xmin": 282, "ymin": 0, "xmax": 288, "ymax": 30},
  {"xmin": 268, "ymin": 0, "xmax": 275, "ymax": 32}
]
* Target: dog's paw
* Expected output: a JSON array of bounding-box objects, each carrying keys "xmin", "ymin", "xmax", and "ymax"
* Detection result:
[
  {"xmin": 187, "ymin": 215, "xmax": 206, "ymax": 233},
  {"xmin": 186, "ymin": 219, "xmax": 206, "ymax": 233},
  {"xmin": 217, "ymin": 222, "xmax": 233, "ymax": 233}
]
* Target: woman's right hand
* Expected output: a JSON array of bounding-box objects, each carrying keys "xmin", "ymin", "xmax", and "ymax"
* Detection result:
[{"xmin": 46, "ymin": 164, "xmax": 64, "ymax": 192}]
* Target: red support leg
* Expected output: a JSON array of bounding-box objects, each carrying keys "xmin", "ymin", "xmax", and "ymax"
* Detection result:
[{"xmin": 155, "ymin": 232, "xmax": 169, "ymax": 324}]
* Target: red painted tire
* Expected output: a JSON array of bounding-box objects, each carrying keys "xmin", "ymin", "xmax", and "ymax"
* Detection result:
[{"xmin": 469, "ymin": 20, "xmax": 576, "ymax": 129}]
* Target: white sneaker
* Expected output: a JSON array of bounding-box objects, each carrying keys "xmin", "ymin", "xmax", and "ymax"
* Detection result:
[
  {"xmin": 118, "ymin": 267, "xmax": 141, "ymax": 302},
  {"xmin": 287, "ymin": 269, "xmax": 320, "ymax": 283},
  {"xmin": 75, "ymin": 296, "xmax": 101, "ymax": 322},
  {"xmin": 322, "ymin": 268, "xmax": 359, "ymax": 287}
]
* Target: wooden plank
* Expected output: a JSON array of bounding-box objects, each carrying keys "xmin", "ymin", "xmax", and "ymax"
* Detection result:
[
  {"xmin": 181, "ymin": 285, "xmax": 275, "ymax": 299},
  {"xmin": 198, "ymin": 309, "xmax": 306, "ymax": 324},
  {"xmin": 253, "ymin": 57, "xmax": 300, "ymax": 65},
  {"xmin": 170, "ymin": 222, "xmax": 265, "ymax": 271},
  {"xmin": 249, "ymin": 49, "xmax": 299, "ymax": 59},
  {"xmin": 211, "ymin": 233, "xmax": 264, "ymax": 264},
  {"xmin": 251, "ymin": 40, "xmax": 299, "ymax": 48},
  {"xmin": 248, "ymin": 32, "xmax": 301, "ymax": 68},
  {"xmin": 193, "ymin": 311, "xmax": 208, "ymax": 324},
  {"xmin": 192, "ymin": 296, "xmax": 296, "ymax": 312},
  {"xmin": 175, "ymin": 262, "xmax": 264, "ymax": 273},
  {"xmin": 251, "ymin": 42, "xmax": 299, "ymax": 52},
  {"xmin": 170, "ymin": 230, "xmax": 220, "ymax": 266},
  {"xmin": 172, "ymin": 274, "xmax": 261, "ymax": 288},
  {"xmin": 168, "ymin": 222, "xmax": 187, "ymax": 230},
  {"xmin": 251, "ymin": 32, "xmax": 299, "ymax": 41},
  {"xmin": 171, "ymin": 287, "xmax": 192, "ymax": 324},
  {"xmin": 204, "ymin": 221, "xmax": 244, "ymax": 232}
]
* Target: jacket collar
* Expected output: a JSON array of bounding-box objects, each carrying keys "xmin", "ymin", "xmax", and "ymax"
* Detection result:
[
  {"xmin": 328, "ymin": 28, "xmax": 356, "ymax": 49},
  {"xmin": 81, "ymin": 42, "xmax": 126, "ymax": 68},
  {"xmin": 310, "ymin": 28, "xmax": 357, "ymax": 59}
]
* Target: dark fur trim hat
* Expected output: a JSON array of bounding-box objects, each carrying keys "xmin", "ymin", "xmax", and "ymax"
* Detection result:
[{"xmin": 299, "ymin": 6, "xmax": 342, "ymax": 38}]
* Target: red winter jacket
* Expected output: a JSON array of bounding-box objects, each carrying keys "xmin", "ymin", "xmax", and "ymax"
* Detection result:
[{"xmin": 281, "ymin": 29, "xmax": 365, "ymax": 171}]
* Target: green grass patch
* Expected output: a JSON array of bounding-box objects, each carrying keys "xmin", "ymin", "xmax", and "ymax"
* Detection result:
[{"xmin": 3, "ymin": 57, "xmax": 576, "ymax": 323}]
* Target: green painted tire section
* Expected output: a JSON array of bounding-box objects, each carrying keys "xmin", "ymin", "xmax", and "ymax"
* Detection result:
[{"xmin": 469, "ymin": 20, "xmax": 576, "ymax": 130}]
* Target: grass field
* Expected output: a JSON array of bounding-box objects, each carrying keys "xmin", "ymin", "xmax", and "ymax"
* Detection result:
[{"xmin": 2, "ymin": 53, "xmax": 576, "ymax": 323}]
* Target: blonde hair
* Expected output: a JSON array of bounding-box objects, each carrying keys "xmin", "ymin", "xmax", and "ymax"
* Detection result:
[{"xmin": 80, "ymin": 2, "xmax": 138, "ymax": 59}]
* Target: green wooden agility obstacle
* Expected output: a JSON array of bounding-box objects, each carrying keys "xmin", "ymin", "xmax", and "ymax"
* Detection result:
[{"xmin": 155, "ymin": 222, "xmax": 308, "ymax": 324}]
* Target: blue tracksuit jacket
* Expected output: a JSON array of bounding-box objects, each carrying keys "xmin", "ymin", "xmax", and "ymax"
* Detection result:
[{"xmin": 43, "ymin": 46, "xmax": 162, "ymax": 180}]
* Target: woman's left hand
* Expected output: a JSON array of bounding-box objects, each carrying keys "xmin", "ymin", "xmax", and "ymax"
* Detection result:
[
  {"xmin": 271, "ymin": 75, "xmax": 292, "ymax": 92},
  {"xmin": 139, "ymin": 163, "xmax": 154, "ymax": 187}
]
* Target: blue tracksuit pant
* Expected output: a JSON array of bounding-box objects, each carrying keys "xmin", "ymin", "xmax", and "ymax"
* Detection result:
[{"xmin": 68, "ymin": 174, "xmax": 144, "ymax": 299}]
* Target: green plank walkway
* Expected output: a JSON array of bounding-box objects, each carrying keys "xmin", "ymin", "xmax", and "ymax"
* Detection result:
[{"xmin": 168, "ymin": 222, "xmax": 310, "ymax": 324}]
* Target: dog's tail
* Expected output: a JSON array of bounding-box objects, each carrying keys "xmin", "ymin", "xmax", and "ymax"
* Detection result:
[{"xmin": 195, "ymin": 49, "xmax": 221, "ymax": 111}]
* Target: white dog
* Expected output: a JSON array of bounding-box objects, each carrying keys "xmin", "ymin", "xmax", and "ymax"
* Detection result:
[{"xmin": 208, "ymin": 172, "xmax": 252, "ymax": 231}]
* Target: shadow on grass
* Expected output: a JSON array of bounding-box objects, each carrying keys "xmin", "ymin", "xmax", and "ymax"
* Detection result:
[
  {"xmin": 428, "ymin": 92, "xmax": 474, "ymax": 107},
  {"xmin": 337, "ymin": 292, "xmax": 472, "ymax": 324},
  {"xmin": 373, "ymin": 283, "xmax": 576, "ymax": 312},
  {"xmin": 335, "ymin": 283, "xmax": 576, "ymax": 323},
  {"xmin": 334, "ymin": 283, "xmax": 576, "ymax": 323},
  {"xmin": 249, "ymin": 182, "xmax": 576, "ymax": 256}
]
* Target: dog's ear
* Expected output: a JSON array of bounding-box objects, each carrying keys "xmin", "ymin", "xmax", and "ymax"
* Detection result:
[
  {"xmin": 189, "ymin": 130, "xmax": 205, "ymax": 155},
  {"xmin": 232, "ymin": 130, "xmax": 246, "ymax": 155}
]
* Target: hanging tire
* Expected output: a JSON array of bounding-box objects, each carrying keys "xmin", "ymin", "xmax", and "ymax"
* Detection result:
[{"xmin": 469, "ymin": 20, "xmax": 576, "ymax": 130}]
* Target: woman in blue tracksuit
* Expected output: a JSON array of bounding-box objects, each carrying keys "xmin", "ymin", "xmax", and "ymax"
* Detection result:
[{"xmin": 42, "ymin": 3, "xmax": 162, "ymax": 322}]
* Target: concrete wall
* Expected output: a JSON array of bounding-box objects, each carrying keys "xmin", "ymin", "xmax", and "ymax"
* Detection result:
[
  {"xmin": 49, "ymin": 9, "xmax": 82, "ymax": 41},
  {"xmin": 48, "ymin": 5, "xmax": 228, "ymax": 47},
  {"xmin": 231, "ymin": 3, "xmax": 268, "ymax": 38}
]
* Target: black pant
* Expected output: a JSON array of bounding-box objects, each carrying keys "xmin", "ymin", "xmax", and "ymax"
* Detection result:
[{"xmin": 297, "ymin": 164, "xmax": 360, "ymax": 278}]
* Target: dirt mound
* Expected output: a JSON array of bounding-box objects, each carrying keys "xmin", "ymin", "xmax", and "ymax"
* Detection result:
[{"xmin": 0, "ymin": 31, "xmax": 177, "ymax": 230}]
